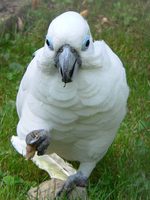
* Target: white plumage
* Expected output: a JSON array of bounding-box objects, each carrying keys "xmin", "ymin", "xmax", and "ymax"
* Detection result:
[{"xmin": 11, "ymin": 11, "xmax": 129, "ymax": 178}]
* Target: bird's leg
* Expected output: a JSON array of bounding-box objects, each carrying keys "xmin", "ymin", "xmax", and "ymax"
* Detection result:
[
  {"xmin": 56, "ymin": 171, "xmax": 88, "ymax": 197},
  {"xmin": 26, "ymin": 129, "xmax": 50, "ymax": 156},
  {"xmin": 56, "ymin": 161, "xmax": 96, "ymax": 197}
]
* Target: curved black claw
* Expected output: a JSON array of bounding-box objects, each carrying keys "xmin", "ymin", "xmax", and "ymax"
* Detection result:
[
  {"xmin": 26, "ymin": 129, "xmax": 50, "ymax": 155},
  {"xmin": 56, "ymin": 171, "xmax": 88, "ymax": 198}
]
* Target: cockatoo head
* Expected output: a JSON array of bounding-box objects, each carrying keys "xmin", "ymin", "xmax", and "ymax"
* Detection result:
[{"xmin": 44, "ymin": 11, "xmax": 93, "ymax": 84}]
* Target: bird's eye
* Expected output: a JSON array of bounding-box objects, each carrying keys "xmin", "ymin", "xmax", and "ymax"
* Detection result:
[
  {"xmin": 45, "ymin": 35, "xmax": 54, "ymax": 51},
  {"xmin": 81, "ymin": 35, "xmax": 90, "ymax": 51},
  {"xmin": 85, "ymin": 39, "xmax": 90, "ymax": 47}
]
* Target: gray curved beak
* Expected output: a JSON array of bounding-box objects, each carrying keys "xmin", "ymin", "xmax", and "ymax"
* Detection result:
[{"xmin": 55, "ymin": 45, "xmax": 81, "ymax": 84}]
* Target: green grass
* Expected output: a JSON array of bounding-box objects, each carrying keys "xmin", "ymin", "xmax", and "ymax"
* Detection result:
[{"xmin": 0, "ymin": 0, "xmax": 149, "ymax": 199}]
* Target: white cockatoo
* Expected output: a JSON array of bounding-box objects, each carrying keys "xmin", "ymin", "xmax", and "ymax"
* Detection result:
[{"xmin": 11, "ymin": 11, "xmax": 129, "ymax": 195}]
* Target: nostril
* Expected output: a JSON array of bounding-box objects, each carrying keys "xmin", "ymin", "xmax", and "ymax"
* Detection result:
[{"xmin": 58, "ymin": 47, "xmax": 63, "ymax": 53}]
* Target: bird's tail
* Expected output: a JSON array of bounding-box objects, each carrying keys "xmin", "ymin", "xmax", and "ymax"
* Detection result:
[{"xmin": 11, "ymin": 135, "xmax": 26, "ymax": 156}]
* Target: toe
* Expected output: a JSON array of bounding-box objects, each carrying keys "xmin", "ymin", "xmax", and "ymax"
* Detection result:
[
  {"xmin": 56, "ymin": 172, "xmax": 87, "ymax": 198},
  {"xmin": 25, "ymin": 129, "xmax": 50, "ymax": 156},
  {"xmin": 26, "ymin": 129, "xmax": 44, "ymax": 145}
]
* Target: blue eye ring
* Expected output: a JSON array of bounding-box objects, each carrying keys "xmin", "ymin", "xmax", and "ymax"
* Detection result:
[
  {"xmin": 81, "ymin": 35, "xmax": 90, "ymax": 51},
  {"xmin": 46, "ymin": 35, "xmax": 54, "ymax": 51}
]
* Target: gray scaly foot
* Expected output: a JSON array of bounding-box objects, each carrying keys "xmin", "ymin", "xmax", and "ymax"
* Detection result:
[{"xmin": 26, "ymin": 129, "xmax": 50, "ymax": 156}]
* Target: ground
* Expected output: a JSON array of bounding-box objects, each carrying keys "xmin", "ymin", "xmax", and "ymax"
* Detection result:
[
  {"xmin": 0, "ymin": 0, "xmax": 30, "ymax": 26},
  {"xmin": 0, "ymin": 0, "xmax": 150, "ymax": 199}
]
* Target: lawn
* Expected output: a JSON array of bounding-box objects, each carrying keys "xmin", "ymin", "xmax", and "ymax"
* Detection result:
[{"xmin": 0, "ymin": 0, "xmax": 149, "ymax": 199}]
